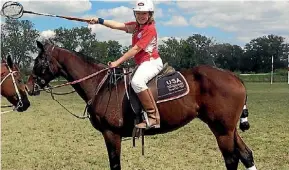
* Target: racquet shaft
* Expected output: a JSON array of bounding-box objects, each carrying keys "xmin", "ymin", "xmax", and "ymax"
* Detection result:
[{"xmin": 23, "ymin": 10, "xmax": 91, "ymax": 23}]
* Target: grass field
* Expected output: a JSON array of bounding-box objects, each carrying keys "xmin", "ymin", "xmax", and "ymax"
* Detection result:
[{"xmin": 1, "ymin": 83, "xmax": 289, "ymax": 170}]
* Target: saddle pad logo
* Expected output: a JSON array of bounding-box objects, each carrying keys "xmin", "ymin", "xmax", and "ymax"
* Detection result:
[
  {"xmin": 165, "ymin": 78, "xmax": 184, "ymax": 91},
  {"xmin": 156, "ymin": 72, "xmax": 189, "ymax": 103}
]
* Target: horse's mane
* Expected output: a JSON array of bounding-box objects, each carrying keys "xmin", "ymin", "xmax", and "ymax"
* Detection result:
[
  {"xmin": 71, "ymin": 50, "xmax": 108, "ymax": 69},
  {"xmin": 72, "ymin": 50, "xmax": 99, "ymax": 65}
]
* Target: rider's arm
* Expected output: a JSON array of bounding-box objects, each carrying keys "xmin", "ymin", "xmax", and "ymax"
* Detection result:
[
  {"xmin": 115, "ymin": 45, "xmax": 142, "ymax": 65},
  {"xmin": 102, "ymin": 20, "xmax": 127, "ymax": 31},
  {"xmin": 89, "ymin": 18, "xmax": 127, "ymax": 32}
]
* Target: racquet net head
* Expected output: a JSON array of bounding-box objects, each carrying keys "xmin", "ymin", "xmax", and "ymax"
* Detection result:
[{"xmin": 1, "ymin": 1, "xmax": 23, "ymax": 19}]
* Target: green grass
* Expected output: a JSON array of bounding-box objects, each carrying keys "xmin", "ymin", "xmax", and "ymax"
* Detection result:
[
  {"xmin": 239, "ymin": 74, "xmax": 287, "ymax": 82},
  {"xmin": 1, "ymin": 83, "xmax": 289, "ymax": 170}
]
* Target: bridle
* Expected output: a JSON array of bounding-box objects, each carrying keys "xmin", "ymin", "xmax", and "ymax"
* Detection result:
[
  {"xmin": 1, "ymin": 63, "xmax": 23, "ymax": 114},
  {"xmin": 30, "ymin": 45, "xmax": 70, "ymax": 91},
  {"xmin": 30, "ymin": 44, "xmax": 110, "ymax": 119},
  {"xmin": 32, "ymin": 45, "xmax": 58, "ymax": 87}
]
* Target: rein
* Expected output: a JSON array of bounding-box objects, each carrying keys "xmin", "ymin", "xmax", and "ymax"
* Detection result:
[
  {"xmin": 1, "ymin": 64, "xmax": 23, "ymax": 114},
  {"xmin": 40, "ymin": 68, "xmax": 109, "ymax": 91},
  {"xmin": 37, "ymin": 67, "xmax": 110, "ymax": 119},
  {"xmin": 44, "ymin": 87, "xmax": 76, "ymax": 95},
  {"xmin": 45, "ymin": 68, "xmax": 131, "ymax": 119},
  {"xmin": 52, "ymin": 71, "xmax": 109, "ymax": 119}
]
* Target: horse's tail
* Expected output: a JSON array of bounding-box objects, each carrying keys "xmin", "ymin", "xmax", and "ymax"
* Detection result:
[{"xmin": 238, "ymin": 79, "xmax": 250, "ymax": 132}]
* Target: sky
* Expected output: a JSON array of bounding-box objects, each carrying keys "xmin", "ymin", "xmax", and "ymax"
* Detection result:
[{"xmin": 1, "ymin": 0, "xmax": 289, "ymax": 47}]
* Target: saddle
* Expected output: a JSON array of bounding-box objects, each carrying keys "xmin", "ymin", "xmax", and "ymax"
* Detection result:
[{"xmin": 126, "ymin": 63, "xmax": 190, "ymax": 115}]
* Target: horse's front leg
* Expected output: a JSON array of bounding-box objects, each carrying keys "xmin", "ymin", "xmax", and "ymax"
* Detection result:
[{"xmin": 102, "ymin": 129, "xmax": 122, "ymax": 170}]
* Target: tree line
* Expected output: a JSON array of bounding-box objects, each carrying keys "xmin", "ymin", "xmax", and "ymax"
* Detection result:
[{"xmin": 1, "ymin": 18, "xmax": 288, "ymax": 75}]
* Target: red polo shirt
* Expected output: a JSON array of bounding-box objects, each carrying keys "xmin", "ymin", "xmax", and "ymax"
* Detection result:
[{"xmin": 125, "ymin": 21, "xmax": 160, "ymax": 65}]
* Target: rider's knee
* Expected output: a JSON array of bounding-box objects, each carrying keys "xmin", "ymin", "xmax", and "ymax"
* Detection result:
[{"xmin": 131, "ymin": 79, "xmax": 147, "ymax": 93}]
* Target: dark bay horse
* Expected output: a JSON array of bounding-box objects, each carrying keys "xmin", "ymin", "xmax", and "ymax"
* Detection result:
[
  {"xmin": 1, "ymin": 55, "xmax": 30, "ymax": 112},
  {"xmin": 26, "ymin": 41, "xmax": 256, "ymax": 170}
]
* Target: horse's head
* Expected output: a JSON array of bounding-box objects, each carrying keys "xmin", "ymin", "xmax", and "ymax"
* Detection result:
[
  {"xmin": 26, "ymin": 40, "xmax": 62, "ymax": 96},
  {"xmin": 1, "ymin": 55, "xmax": 30, "ymax": 112}
]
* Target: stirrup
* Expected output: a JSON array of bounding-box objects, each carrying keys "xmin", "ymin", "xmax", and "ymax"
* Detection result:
[
  {"xmin": 135, "ymin": 111, "xmax": 160, "ymax": 129},
  {"xmin": 148, "ymin": 124, "xmax": 160, "ymax": 129},
  {"xmin": 135, "ymin": 121, "xmax": 160, "ymax": 129}
]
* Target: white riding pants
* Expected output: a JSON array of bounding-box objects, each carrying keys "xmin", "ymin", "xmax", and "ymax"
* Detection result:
[{"xmin": 131, "ymin": 57, "xmax": 163, "ymax": 93}]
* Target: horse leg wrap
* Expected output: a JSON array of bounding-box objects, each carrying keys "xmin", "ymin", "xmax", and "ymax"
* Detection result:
[{"xmin": 240, "ymin": 105, "xmax": 250, "ymax": 131}]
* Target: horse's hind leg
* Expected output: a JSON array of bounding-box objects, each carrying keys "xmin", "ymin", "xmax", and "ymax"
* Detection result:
[
  {"xmin": 208, "ymin": 123, "xmax": 239, "ymax": 170},
  {"xmin": 234, "ymin": 130, "xmax": 257, "ymax": 170},
  {"xmin": 102, "ymin": 130, "xmax": 122, "ymax": 170}
]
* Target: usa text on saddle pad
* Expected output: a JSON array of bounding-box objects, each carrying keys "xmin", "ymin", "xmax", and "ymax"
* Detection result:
[{"xmin": 156, "ymin": 71, "xmax": 189, "ymax": 103}]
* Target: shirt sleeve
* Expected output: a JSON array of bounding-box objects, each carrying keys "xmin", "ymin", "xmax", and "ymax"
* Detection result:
[
  {"xmin": 124, "ymin": 21, "xmax": 137, "ymax": 34},
  {"xmin": 135, "ymin": 26, "xmax": 156, "ymax": 50}
]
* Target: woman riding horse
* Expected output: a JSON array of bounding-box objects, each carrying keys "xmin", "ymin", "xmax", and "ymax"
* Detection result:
[{"xmin": 89, "ymin": 0, "xmax": 162, "ymax": 129}]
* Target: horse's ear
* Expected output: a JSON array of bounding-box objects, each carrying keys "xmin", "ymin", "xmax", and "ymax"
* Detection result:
[
  {"xmin": 36, "ymin": 40, "xmax": 44, "ymax": 51},
  {"xmin": 7, "ymin": 55, "xmax": 13, "ymax": 68}
]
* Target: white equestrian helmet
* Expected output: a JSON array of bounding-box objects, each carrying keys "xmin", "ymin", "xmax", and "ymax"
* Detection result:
[{"xmin": 133, "ymin": 0, "xmax": 154, "ymax": 12}]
